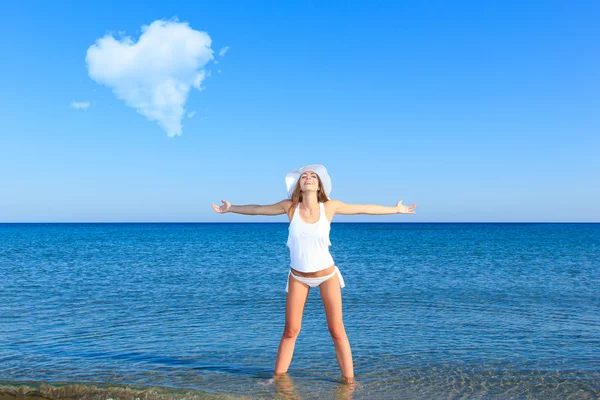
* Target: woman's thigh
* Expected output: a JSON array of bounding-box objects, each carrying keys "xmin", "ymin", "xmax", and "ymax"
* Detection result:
[
  {"xmin": 285, "ymin": 274, "xmax": 310, "ymax": 330},
  {"xmin": 319, "ymin": 273, "xmax": 344, "ymax": 330}
]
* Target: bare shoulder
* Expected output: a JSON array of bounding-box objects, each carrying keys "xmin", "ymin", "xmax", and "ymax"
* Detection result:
[
  {"xmin": 279, "ymin": 199, "xmax": 292, "ymax": 209},
  {"xmin": 279, "ymin": 199, "xmax": 293, "ymax": 220},
  {"xmin": 324, "ymin": 199, "xmax": 341, "ymax": 221},
  {"xmin": 324, "ymin": 199, "xmax": 340, "ymax": 210}
]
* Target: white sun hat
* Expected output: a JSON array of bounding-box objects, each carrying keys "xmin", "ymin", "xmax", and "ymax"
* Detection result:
[{"xmin": 285, "ymin": 164, "xmax": 332, "ymax": 198}]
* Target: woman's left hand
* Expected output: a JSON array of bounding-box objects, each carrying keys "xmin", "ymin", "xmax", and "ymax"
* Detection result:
[{"xmin": 397, "ymin": 200, "xmax": 417, "ymax": 214}]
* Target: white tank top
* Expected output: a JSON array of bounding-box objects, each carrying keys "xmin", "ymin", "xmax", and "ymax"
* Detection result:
[{"xmin": 287, "ymin": 202, "xmax": 335, "ymax": 273}]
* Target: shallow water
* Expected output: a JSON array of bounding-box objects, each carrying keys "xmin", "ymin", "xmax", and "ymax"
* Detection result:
[{"xmin": 1, "ymin": 223, "xmax": 599, "ymax": 399}]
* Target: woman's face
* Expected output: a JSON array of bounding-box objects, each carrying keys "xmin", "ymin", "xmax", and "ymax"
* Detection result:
[{"xmin": 299, "ymin": 171, "xmax": 320, "ymax": 193}]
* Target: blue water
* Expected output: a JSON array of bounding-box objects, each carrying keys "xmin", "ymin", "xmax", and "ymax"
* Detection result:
[{"xmin": 1, "ymin": 223, "xmax": 599, "ymax": 399}]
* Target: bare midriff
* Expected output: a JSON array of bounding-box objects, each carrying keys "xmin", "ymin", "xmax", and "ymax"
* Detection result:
[{"xmin": 290, "ymin": 264, "xmax": 336, "ymax": 278}]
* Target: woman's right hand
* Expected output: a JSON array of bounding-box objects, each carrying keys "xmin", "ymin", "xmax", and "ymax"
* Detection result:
[{"xmin": 211, "ymin": 200, "xmax": 232, "ymax": 214}]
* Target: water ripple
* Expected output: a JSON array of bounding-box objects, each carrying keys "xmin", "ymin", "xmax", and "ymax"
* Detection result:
[{"xmin": 1, "ymin": 222, "xmax": 599, "ymax": 398}]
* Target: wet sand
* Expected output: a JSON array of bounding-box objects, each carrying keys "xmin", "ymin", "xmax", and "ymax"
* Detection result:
[{"xmin": 0, "ymin": 381, "xmax": 240, "ymax": 400}]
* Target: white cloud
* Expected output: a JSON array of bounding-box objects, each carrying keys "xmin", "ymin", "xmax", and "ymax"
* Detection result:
[
  {"xmin": 86, "ymin": 19, "xmax": 214, "ymax": 137},
  {"xmin": 70, "ymin": 101, "xmax": 91, "ymax": 110},
  {"xmin": 218, "ymin": 46, "xmax": 229, "ymax": 57},
  {"xmin": 187, "ymin": 111, "xmax": 196, "ymax": 118}
]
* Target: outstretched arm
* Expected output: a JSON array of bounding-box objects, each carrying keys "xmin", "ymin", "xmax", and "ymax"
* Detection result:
[
  {"xmin": 211, "ymin": 199, "xmax": 290, "ymax": 216},
  {"xmin": 330, "ymin": 199, "xmax": 416, "ymax": 215}
]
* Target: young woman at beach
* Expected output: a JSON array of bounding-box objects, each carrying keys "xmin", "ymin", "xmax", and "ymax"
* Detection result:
[{"xmin": 211, "ymin": 164, "xmax": 417, "ymax": 384}]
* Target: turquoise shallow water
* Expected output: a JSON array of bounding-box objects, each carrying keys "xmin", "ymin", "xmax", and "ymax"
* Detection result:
[{"xmin": 0, "ymin": 223, "xmax": 599, "ymax": 399}]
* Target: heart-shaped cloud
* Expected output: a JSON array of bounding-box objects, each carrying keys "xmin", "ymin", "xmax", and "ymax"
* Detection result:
[{"xmin": 86, "ymin": 19, "xmax": 214, "ymax": 137}]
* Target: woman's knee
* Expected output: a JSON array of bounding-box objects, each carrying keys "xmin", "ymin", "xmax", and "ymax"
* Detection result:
[
  {"xmin": 283, "ymin": 324, "xmax": 301, "ymax": 339},
  {"xmin": 328, "ymin": 324, "xmax": 346, "ymax": 341}
]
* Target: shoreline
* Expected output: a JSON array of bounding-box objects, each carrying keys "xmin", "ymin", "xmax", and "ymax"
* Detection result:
[{"xmin": 0, "ymin": 380, "xmax": 237, "ymax": 400}]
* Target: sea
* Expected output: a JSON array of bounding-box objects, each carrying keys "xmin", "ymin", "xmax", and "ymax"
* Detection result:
[{"xmin": 0, "ymin": 223, "xmax": 598, "ymax": 399}]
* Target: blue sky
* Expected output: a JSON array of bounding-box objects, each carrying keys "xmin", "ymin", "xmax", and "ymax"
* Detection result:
[{"xmin": 1, "ymin": 1, "xmax": 598, "ymax": 222}]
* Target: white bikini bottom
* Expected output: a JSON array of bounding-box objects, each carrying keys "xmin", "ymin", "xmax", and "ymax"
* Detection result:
[{"xmin": 285, "ymin": 266, "xmax": 346, "ymax": 293}]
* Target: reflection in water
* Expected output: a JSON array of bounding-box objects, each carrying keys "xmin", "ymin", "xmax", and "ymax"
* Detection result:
[
  {"xmin": 274, "ymin": 373, "xmax": 300, "ymax": 400},
  {"xmin": 272, "ymin": 373, "xmax": 357, "ymax": 400},
  {"xmin": 334, "ymin": 379, "xmax": 356, "ymax": 400}
]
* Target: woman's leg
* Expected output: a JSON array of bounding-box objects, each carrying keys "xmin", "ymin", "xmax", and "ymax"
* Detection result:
[
  {"xmin": 274, "ymin": 273, "xmax": 310, "ymax": 375},
  {"xmin": 319, "ymin": 273, "xmax": 355, "ymax": 383}
]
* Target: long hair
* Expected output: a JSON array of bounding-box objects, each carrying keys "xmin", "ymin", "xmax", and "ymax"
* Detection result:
[{"xmin": 287, "ymin": 174, "xmax": 330, "ymax": 218}]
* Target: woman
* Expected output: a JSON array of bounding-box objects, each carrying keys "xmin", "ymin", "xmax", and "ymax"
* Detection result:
[{"xmin": 211, "ymin": 164, "xmax": 417, "ymax": 384}]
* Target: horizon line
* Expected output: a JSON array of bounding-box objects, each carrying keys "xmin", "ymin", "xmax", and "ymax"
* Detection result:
[{"xmin": 1, "ymin": 221, "xmax": 599, "ymax": 224}]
